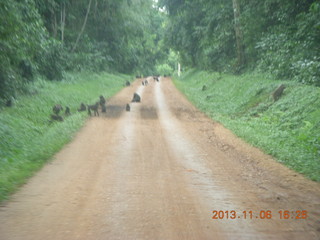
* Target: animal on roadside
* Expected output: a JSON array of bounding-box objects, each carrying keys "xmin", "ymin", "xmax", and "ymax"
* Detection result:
[
  {"xmin": 99, "ymin": 95, "xmax": 106, "ymax": 107},
  {"xmin": 272, "ymin": 84, "xmax": 286, "ymax": 101},
  {"xmin": 50, "ymin": 114, "xmax": 63, "ymax": 122},
  {"xmin": 101, "ymin": 104, "xmax": 107, "ymax": 113},
  {"xmin": 131, "ymin": 93, "xmax": 141, "ymax": 103},
  {"xmin": 78, "ymin": 103, "xmax": 86, "ymax": 112},
  {"xmin": 88, "ymin": 102, "xmax": 99, "ymax": 116},
  {"xmin": 144, "ymin": 80, "xmax": 148, "ymax": 86},
  {"xmin": 153, "ymin": 76, "xmax": 159, "ymax": 82},
  {"xmin": 125, "ymin": 80, "xmax": 131, "ymax": 86},
  {"xmin": 142, "ymin": 81, "xmax": 145, "ymax": 86},
  {"xmin": 126, "ymin": 103, "xmax": 130, "ymax": 112},
  {"xmin": 65, "ymin": 106, "xmax": 71, "ymax": 116},
  {"xmin": 53, "ymin": 104, "xmax": 63, "ymax": 115},
  {"xmin": 202, "ymin": 85, "xmax": 207, "ymax": 91}
]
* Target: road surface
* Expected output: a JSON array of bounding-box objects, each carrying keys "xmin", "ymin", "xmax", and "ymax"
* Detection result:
[{"xmin": 0, "ymin": 77, "xmax": 319, "ymax": 240}]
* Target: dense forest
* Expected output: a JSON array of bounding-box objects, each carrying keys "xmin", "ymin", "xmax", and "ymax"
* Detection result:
[
  {"xmin": 159, "ymin": 0, "xmax": 320, "ymax": 84},
  {"xmin": 1, "ymin": 0, "xmax": 319, "ymax": 104},
  {"xmin": 0, "ymin": 0, "xmax": 172, "ymax": 104}
]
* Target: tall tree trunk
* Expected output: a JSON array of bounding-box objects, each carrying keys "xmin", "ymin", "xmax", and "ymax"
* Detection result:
[
  {"xmin": 51, "ymin": 7, "xmax": 57, "ymax": 38},
  {"xmin": 232, "ymin": 0, "xmax": 245, "ymax": 71},
  {"xmin": 72, "ymin": 0, "xmax": 93, "ymax": 52},
  {"xmin": 60, "ymin": 2, "xmax": 66, "ymax": 46}
]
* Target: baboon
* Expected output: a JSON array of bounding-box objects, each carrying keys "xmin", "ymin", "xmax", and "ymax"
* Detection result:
[
  {"xmin": 131, "ymin": 93, "xmax": 141, "ymax": 103},
  {"xmin": 142, "ymin": 81, "xmax": 145, "ymax": 86},
  {"xmin": 144, "ymin": 80, "xmax": 148, "ymax": 86},
  {"xmin": 153, "ymin": 76, "xmax": 159, "ymax": 82},
  {"xmin": 88, "ymin": 102, "xmax": 99, "ymax": 116},
  {"xmin": 53, "ymin": 104, "xmax": 63, "ymax": 115},
  {"xmin": 50, "ymin": 114, "xmax": 64, "ymax": 122},
  {"xmin": 78, "ymin": 103, "xmax": 86, "ymax": 112},
  {"xmin": 101, "ymin": 104, "xmax": 107, "ymax": 113},
  {"xmin": 272, "ymin": 84, "xmax": 286, "ymax": 101},
  {"xmin": 126, "ymin": 103, "xmax": 131, "ymax": 112},
  {"xmin": 125, "ymin": 80, "xmax": 131, "ymax": 86},
  {"xmin": 65, "ymin": 106, "xmax": 71, "ymax": 116},
  {"xmin": 99, "ymin": 95, "xmax": 106, "ymax": 106},
  {"xmin": 202, "ymin": 85, "xmax": 207, "ymax": 91}
]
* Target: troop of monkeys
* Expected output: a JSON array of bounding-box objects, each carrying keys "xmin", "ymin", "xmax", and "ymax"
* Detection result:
[{"xmin": 50, "ymin": 90, "xmax": 141, "ymax": 122}]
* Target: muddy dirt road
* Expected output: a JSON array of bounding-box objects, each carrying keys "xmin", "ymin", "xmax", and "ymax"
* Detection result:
[{"xmin": 0, "ymin": 77, "xmax": 319, "ymax": 240}]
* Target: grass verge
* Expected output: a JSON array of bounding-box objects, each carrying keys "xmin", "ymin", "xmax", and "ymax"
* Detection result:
[
  {"xmin": 0, "ymin": 71, "xmax": 131, "ymax": 202},
  {"xmin": 174, "ymin": 69, "xmax": 320, "ymax": 181}
]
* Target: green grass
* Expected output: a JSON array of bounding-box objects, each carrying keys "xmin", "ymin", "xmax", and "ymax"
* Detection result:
[
  {"xmin": 0, "ymin": 71, "xmax": 132, "ymax": 201},
  {"xmin": 174, "ymin": 69, "xmax": 320, "ymax": 181}
]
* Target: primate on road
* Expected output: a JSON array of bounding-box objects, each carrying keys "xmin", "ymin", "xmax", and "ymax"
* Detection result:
[{"xmin": 88, "ymin": 102, "xmax": 99, "ymax": 116}]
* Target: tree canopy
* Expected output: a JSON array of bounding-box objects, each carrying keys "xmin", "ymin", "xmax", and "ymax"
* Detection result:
[
  {"xmin": 1, "ymin": 0, "xmax": 319, "ymax": 103},
  {"xmin": 159, "ymin": 0, "xmax": 320, "ymax": 85}
]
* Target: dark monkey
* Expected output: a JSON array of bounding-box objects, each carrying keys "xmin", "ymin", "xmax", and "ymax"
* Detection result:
[
  {"xmin": 50, "ymin": 114, "xmax": 63, "ymax": 122},
  {"xmin": 53, "ymin": 104, "xmax": 63, "ymax": 115},
  {"xmin": 101, "ymin": 104, "xmax": 107, "ymax": 113},
  {"xmin": 131, "ymin": 93, "xmax": 141, "ymax": 103},
  {"xmin": 65, "ymin": 106, "xmax": 71, "ymax": 116},
  {"xmin": 99, "ymin": 95, "xmax": 106, "ymax": 106},
  {"xmin": 88, "ymin": 102, "xmax": 99, "ymax": 116},
  {"xmin": 78, "ymin": 103, "xmax": 86, "ymax": 112},
  {"xmin": 126, "ymin": 103, "xmax": 131, "ymax": 112}
]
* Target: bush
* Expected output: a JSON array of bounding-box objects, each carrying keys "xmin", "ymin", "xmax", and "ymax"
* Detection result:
[{"xmin": 156, "ymin": 63, "xmax": 173, "ymax": 76}]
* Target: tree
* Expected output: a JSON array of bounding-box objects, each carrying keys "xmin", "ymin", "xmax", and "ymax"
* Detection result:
[{"xmin": 232, "ymin": 0, "xmax": 245, "ymax": 71}]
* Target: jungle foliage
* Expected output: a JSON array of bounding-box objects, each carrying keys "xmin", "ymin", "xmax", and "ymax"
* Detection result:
[
  {"xmin": 159, "ymin": 0, "xmax": 320, "ymax": 85},
  {"xmin": 0, "ymin": 0, "xmax": 169, "ymax": 104}
]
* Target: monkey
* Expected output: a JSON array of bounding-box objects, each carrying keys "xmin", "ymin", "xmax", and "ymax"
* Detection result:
[
  {"xmin": 272, "ymin": 84, "xmax": 286, "ymax": 101},
  {"xmin": 101, "ymin": 104, "xmax": 107, "ymax": 113},
  {"xmin": 131, "ymin": 93, "xmax": 141, "ymax": 103},
  {"xmin": 65, "ymin": 106, "xmax": 71, "ymax": 116},
  {"xmin": 50, "ymin": 114, "xmax": 63, "ymax": 122},
  {"xmin": 142, "ymin": 81, "xmax": 145, "ymax": 86},
  {"xmin": 144, "ymin": 80, "xmax": 148, "ymax": 86},
  {"xmin": 126, "ymin": 103, "xmax": 130, "ymax": 112},
  {"xmin": 53, "ymin": 104, "xmax": 63, "ymax": 115},
  {"xmin": 202, "ymin": 85, "xmax": 207, "ymax": 91},
  {"xmin": 88, "ymin": 102, "xmax": 99, "ymax": 116},
  {"xmin": 78, "ymin": 103, "xmax": 86, "ymax": 112},
  {"xmin": 99, "ymin": 95, "xmax": 106, "ymax": 106},
  {"xmin": 125, "ymin": 80, "xmax": 131, "ymax": 86}
]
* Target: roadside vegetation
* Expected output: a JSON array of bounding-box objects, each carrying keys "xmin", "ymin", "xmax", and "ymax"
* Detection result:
[
  {"xmin": 174, "ymin": 69, "xmax": 320, "ymax": 181},
  {"xmin": 0, "ymin": 72, "xmax": 129, "ymax": 201},
  {"xmin": 1, "ymin": 0, "xmax": 319, "ymax": 201}
]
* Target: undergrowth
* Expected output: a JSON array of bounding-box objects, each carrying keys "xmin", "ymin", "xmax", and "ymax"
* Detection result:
[
  {"xmin": 174, "ymin": 69, "xmax": 320, "ymax": 181},
  {"xmin": 0, "ymin": 71, "xmax": 131, "ymax": 201}
]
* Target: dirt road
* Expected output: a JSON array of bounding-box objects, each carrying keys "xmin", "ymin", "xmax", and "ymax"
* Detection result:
[{"xmin": 0, "ymin": 77, "xmax": 319, "ymax": 240}]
